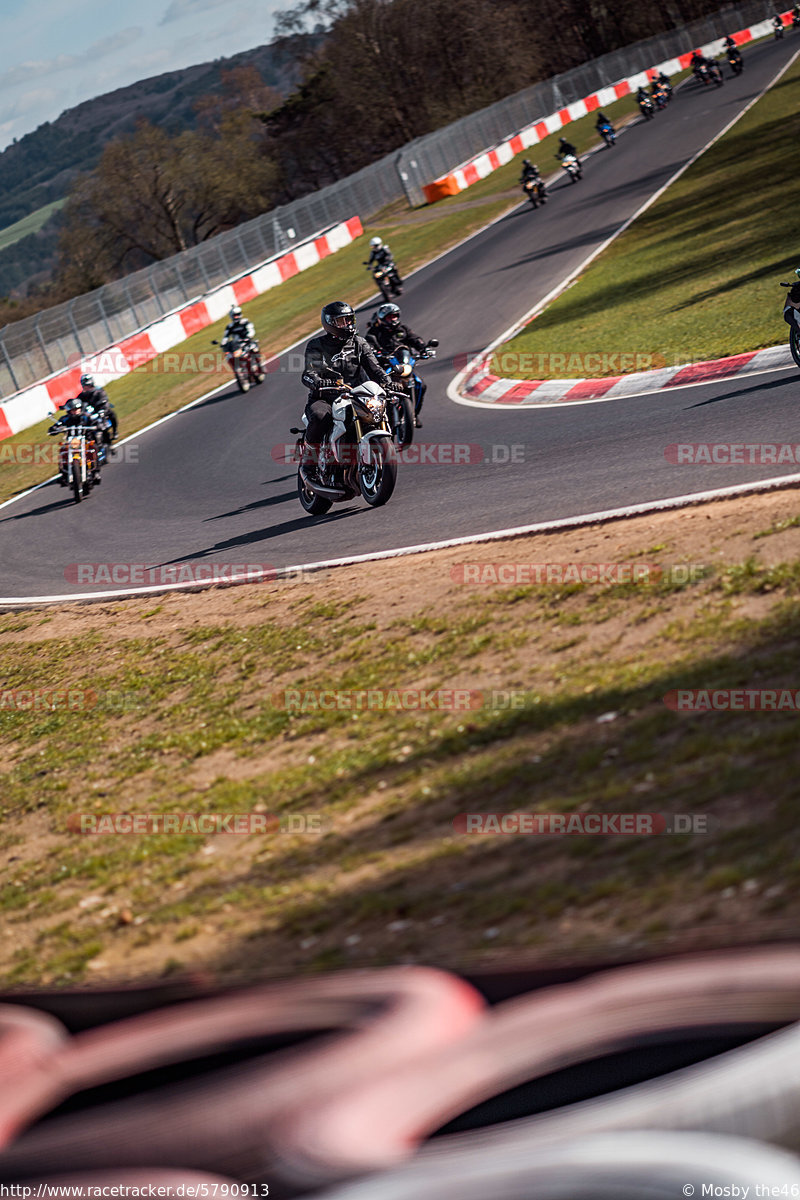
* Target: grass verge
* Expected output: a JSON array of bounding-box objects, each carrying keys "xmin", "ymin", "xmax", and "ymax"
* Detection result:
[
  {"xmin": 1, "ymin": 489, "xmax": 800, "ymax": 986},
  {"xmin": 490, "ymin": 54, "xmax": 800, "ymax": 379}
]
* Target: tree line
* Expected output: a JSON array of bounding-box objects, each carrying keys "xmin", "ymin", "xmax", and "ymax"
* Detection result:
[{"xmin": 3, "ymin": 0, "xmax": 734, "ymax": 326}]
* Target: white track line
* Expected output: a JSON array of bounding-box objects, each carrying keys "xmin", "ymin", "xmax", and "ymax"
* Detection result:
[
  {"xmin": 3, "ymin": 471, "xmax": 800, "ymax": 609},
  {"xmin": 448, "ymin": 46, "xmax": 800, "ymax": 411}
]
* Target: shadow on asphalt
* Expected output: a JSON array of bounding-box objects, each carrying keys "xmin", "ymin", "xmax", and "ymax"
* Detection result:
[{"xmin": 685, "ymin": 374, "xmax": 797, "ymax": 408}]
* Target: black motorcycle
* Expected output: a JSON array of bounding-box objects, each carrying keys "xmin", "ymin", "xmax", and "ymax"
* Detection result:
[
  {"xmin": 292, "ymin": 381, "xmax": 398, "ymax": 515},
  {"xmin": 522, "ymin": 176, "xmax": 548, "ymax": 206},
  {"xmin": 727, "ymin": 47, "xmax": 744, "ymax": 75},
  {"xmin": 365, "ymin": 260, "xmax": 403, "ymax": 301},
  {"xmin": 781, "ymin": 270, "xmax": 800, "ymax": 369}
]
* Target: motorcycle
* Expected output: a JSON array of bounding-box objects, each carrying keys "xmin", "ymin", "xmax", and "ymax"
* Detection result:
[
  {"xmin": 708, "ymin": 59, "xmax": 724, "ymax": 86},
  {"xmin": 692, "ymin": 60, "xmax": 710, "ymax": 85},
  {"xmin": 773, "ymin": 17, "xmax": 785, "ymax": 38},
  {"xmin": 780, "ymin": 270, "xmax": 800, "ymax": 369},
  {"xmin": 49, "ymin": 422, "xmax": 100, "ymax": 504},
  {"xmin": 381, "ymin": 339, "xmax": 438, "ymax": 447},
  {"xmin": 652, "ymin": 81, "xmax": 671, "ymax": 108},
  {"xmin": 557, "ymin": 153, "xmax": 582, "ymax": 182},
  {"xmin": 94, "ymin": 406, "xmax": 116, "ymax": 457},
  {"xmin": 522, "ymin": 176, "xmax": 548, "ymax": 206},
  {"xmin": 727, "ymin": 47, "xmax": 744, "ymax": 75},
  {"xmin": 638, "ymin": 94, "xmax": 655, "ymax": 119},
  {"xmin": 212, "ymin": 334, "xmax": 266, "ymax": 393},
  {"xmin": 292, "ymin": 380, "xmax": 398, "ymax": 515},
  {"xmin": 793, "ymin": 10, "xmax": 800, "ymax": 30},
  {"xmin": 365, "ymin": 260, "xmax": 403, "ymax": 301},
  {"xmin": 597, "ymin": 121, "xmax": 616, "ymax": 147}
]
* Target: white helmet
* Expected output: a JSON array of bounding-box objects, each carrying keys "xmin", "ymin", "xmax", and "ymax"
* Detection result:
[
  {"xmin": 229, "ymin": 305, "xmax": 242, "ymax": 320},
  {"xmin": 370, "ymin": 237, "xmax": 383, "ymax": 249}
]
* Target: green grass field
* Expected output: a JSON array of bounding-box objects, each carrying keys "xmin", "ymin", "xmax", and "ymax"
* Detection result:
[
  {"xmin": 2, "ymin": 494, "xmax": 800, "ymax": 984},
  {"xmin": 0, "ymin": 200, "xmax": 65, "ymax": 253},
  {"xmin": 489, "ymin": 54, "xmax": 800, "ymax": 379}
]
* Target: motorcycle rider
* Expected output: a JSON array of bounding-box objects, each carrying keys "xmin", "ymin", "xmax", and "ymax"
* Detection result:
[
  {"xmin": 690, "ymin": 49, "xmax": 708, "ymax": 78},
  {"xmin": 364, "ymin": 237, "xmax": 403, "ymax": 292},
  {"xmin": 78, "ymin": 373, "xmax": 118, "ymax": 442},
  {"xmin": 222, "ymin": 305, "xmax": 258, "ymax": 354},
  {"xmin": 637, "ymin": 83, "xmax": 653, "ymax": 105},
  {"xmin": 48, "ymin": 397, "xmax": 103, "ymax": 482},
  {"xmin": 792, "ymin": 4, "xmax": 800, "ymax": 26},
  {"xmin": 299, "ymin": 301, "xmax": 392, "ymax": 476},
  {"xmin": 365, "ymin": 302, "xmax": 433, "ymax": 428},
  {"xmin": 773, "ymin": 13, "xmax": 784, "ymax": 35},
  {"xmin": 557, "ymin": 136, "xmax": 579, "ymax": 163},
  {"xmin": 519, "ymin": 158, "xmax": 547, "ymax": 200}
]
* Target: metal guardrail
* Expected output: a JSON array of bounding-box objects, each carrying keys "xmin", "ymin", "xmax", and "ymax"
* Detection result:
[{"xmin": 0, "ymin": 0, "xmax": 774, "ymax": 400}]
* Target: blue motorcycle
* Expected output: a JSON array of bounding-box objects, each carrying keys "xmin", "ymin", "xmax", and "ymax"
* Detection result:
[
  {"xmin": 597, "ymin": 120, "xmax": 616, "ymax": 147},
  {"xmin": 383, "ymin": 340, "xmax": 438, "ymax": 447}
]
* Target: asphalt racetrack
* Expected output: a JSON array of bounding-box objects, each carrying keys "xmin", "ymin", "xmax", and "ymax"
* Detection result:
[{"xmin": 1, "ymin": 36, "xmax": 798, "ymax": 601}]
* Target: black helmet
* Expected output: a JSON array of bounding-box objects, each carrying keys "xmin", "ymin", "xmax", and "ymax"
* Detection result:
[
  {"xmin": 65, "ymin": 398, "xmax": 84, "ymax": 419},
  {"xmin": 80, "ymin": 373, "xmax": 94, "ymax": 389},
  {"xmin": 522, "ymin": 158, "xmax": 531, "ymax": 166},
  {"xmin": 376, "ymin": 302, "xmax": 400, "ymax": 326},
  {"xmin": 321, "ymin": 301, "xmax": 356, "ymax": 341}
]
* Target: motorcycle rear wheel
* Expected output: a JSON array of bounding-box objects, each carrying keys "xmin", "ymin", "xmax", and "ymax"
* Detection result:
[
  {"xmin": 359, "ymin": 438, "xmax": 397, "ymax": 507},
  {"xmin": 297, "ymin": 469, "xmax": 333, "ymax": 515},
  {"xmin": 790, "ymin": 326, "xmax": 800, "ymax": 370},
  {"xmin": 71, "ymin": 462, "xmax": 83, "ymax": 504}
]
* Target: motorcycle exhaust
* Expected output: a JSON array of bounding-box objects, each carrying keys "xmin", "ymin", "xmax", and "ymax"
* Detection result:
[{"xmin": 298, "ymin": 467, "xmax": 348, "ymax": 499}]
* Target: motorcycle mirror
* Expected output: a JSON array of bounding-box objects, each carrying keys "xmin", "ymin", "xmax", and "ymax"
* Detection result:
[{"xmin": 429, "ymin": 339, "xmax": 439, "ymax": 348}]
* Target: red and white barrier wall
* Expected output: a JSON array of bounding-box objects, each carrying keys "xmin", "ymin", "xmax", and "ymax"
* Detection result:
[
  {"xmin": 0, "ymin": 216, "xmax": 363, "ymax": 442},
  {"xmin": 422, "ymin": 15, "xmax": 785, "ymax": 202}
]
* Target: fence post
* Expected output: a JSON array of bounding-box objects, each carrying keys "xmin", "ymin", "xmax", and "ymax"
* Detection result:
[
  {"xmin": 33, "ymin": 314, "xmax": 55, "ymax": 375},
  {"xmin": 0, "ymin": 335, "xmax": 20, "ymax": 394}
]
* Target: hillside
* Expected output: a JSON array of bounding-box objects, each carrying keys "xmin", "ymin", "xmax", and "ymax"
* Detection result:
[{"xmin": 0, "ymin": 35, "xmax": 314, "ymax": 296}]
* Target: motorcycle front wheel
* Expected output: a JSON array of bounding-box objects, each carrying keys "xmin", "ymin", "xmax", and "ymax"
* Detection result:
[
  {"xmin": 71, "ymin": 462, "xmax": 83, "ymax": 504},
  {"xmin": 391, "ymin": 393, "xmax": 414, "ymax": 447},
  {"xmin": 359, "ymin": 438, "xmax": 397, "ymax": 507},
  {"xmin": 790, "ymin": 326, "xmax": 800, "ymax": 370},
  {"xmin": 234, "ymin": 367, "xmax": 249, "ymax": 394},
  {"xmin": 297, "ymin": 469, "xmax": 333, "ymax": 516},
  {"xmin": 378, "ymin": 277, "xmax": 392, "ymax": 301}
]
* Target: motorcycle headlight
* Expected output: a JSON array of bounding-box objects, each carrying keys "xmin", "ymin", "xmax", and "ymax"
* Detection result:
[{"xmin": 356, "ymin": 394, "xmax": 386, "ymax": 421}]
